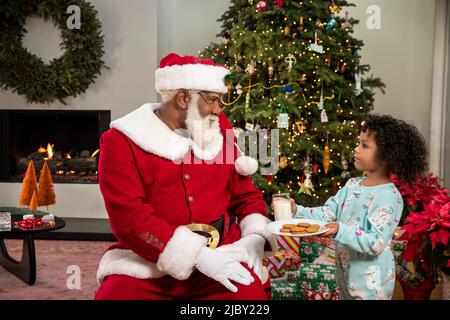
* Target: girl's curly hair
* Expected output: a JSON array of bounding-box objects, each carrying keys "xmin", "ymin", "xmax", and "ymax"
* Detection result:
[{"xmin": 360, "ymin": 114, "xmax": 428, "ymax": 183}]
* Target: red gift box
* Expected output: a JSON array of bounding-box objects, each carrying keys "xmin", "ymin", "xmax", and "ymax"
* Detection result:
[
  {"xmin": 280, "ymin": 250, "xmax": 302, "ymax": 271},
  {"xmin": 304, "ymin": 290, "xmax": 340, "ymax": 300}
]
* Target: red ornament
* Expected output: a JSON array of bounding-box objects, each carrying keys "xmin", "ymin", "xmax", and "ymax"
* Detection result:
[
  {"xmin": 275, "ymin": 0, "xmax": 284, "ymax": 7},
  {"xmin": 313, "ymin": 164, "xmax": 319, "ymax": 174},
  {"xmin": 14, "ymin": 217, "xmax": 49, "ymax": 230},
  {"xmin": 256, "ymin": 1, "xmax": 268, "ymax": 12},
  {"xmin": 266, "ymin": 174, "xmax": 273, "ymax": 183},
  {"xmin": 340, "ymin": 62, "xmax": 347, "ymax": 74}
]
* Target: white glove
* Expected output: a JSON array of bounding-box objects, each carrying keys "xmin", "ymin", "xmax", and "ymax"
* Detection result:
[
  {"xmin": 231, "ymin": 234, "xmax": 265, "ymax": 280},
  {"xmin": 195, "ymin": 246, "xmax": 255, "ymax": 292}
]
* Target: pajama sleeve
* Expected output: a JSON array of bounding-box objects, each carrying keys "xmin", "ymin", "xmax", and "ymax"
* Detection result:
[
  {"xmin": 334, "ymin": 189, "xmax": 403, "ymax": 256},
  {"xmin": 294, "ymin": 180, "xmax": 350, "ymax": 222}
]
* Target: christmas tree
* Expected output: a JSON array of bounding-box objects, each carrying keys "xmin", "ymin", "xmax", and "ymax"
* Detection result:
[
  {"xmin": 19, "ymin": 160, "xmax": 38, "ymax": 206},
  {"xmin": 29, "ymin": 191, "xmax": 38, "ymax": 211},
  {"xmin": 200, "ymin": 0, "xmax": 385, "ymax": 206},
  {"xmin": 37, "ymin": 160, "xmax": 56, "ymax": 211}
]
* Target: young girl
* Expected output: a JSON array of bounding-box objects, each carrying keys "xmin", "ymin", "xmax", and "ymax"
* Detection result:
[{"xmin": 284, "ymin": 114, "xmax": 428, "ymax": 300}]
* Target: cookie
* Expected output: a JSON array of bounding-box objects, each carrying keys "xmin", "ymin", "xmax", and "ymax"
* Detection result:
[
  {"xmin": 297, "ymin": 222, "xmax": 311, "ymax": 228},
  {"xmin": 291, "ymin": 229, "xmax": 307, "ymax": 234},
  {"xmin": 290, "ymin": 226, "xmax": 306, "ymax": 232},
  {"xmin": 280, "ymin": 228, "xmax": 292, "ymax": 233},
  {"xmin": 306, "ymin": 225, "xmax": 320, "ymax": 233},
  {"xmin": 282, "ymin": 224, "xmax": 297, "ymax": 229}
]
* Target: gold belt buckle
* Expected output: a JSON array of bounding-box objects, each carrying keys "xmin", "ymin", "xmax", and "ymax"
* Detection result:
[{"xmin": 185, "ymin": 223, "xmax": 220, "ymax": 249}]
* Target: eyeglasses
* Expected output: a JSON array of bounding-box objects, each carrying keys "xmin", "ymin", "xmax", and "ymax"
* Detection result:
[{"xmin": 191, "ymin": 91, "xmax": 225, "ymax": 110}]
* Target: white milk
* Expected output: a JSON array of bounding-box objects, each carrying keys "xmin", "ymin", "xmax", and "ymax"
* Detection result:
[{"xmin": 273, "ymin": 200, "xmax": 292, "ymax": 220}]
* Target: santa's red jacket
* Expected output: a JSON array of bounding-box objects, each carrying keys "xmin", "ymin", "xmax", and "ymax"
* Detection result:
[{"xmin": 96, "ymin": 103, "xmax": 277, "ymax": 283}]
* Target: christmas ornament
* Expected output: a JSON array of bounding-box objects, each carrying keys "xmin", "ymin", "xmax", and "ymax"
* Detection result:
[
  {"xmin": 329, "ymin": 1, "xmax": 341, "ymax": 14},
  {"xmin": 300, "ymin": 155, "xmax": 313, "ymax": 174},
  {"xmin": 295, "ymin": 119, "xmax": 308, "ymax": 133},
  {"xmin": 284, "ymin": 24, "xmax": 290, "ymax": 35},
  {"xmin": 299, "ymin": 16, "xmax": 304, "ymax": 31},
  {"xmin": 236, "ymin": 83, "xmax": 243, "ymax": 95},
  {"xmin": 266, "ymin": 174, "xmax": 274, "ymax": 184},
  {"xmin": 246, "ymin": 61, "xmax": 256, "ymax": 75},
  {"xmin": 268, "ymin": 65, "xmax": 274, "ymax": 82},
  {"xmin": 326, "ymin": 55, "xmax": 331, "ymax": 66},
  {"xmin": 256, "ymin": 1, "xmax": 268, "ymax": 12},
  {"xmin": 325, "ymin": 18, "xmax": 337, "ymax": 30},
  {"xmin": 321, "ymin": 109, "xmax": 328, "ymax": 123},
  {"xmin": 14, "ymin": 217, "xmax": 49, "ymax": 231},
  {"xmin": 340, "ymin": 62, "xmax": 347, "ymax": 74},
  {"xmin": 319, "ymin": 83, "xmax": 324, "ymax": 110},
  {"xmin": 279, "ymin": 156, "xmax": 288, "ymax": 169},
  {"xmin": 298, "ymin": 74, "xmax": 307, "ymax": 84},
  {"xmin": 245, "ymin": 122, "xmax": 254, "ymax": 131},
  {"xmin": 277, "ymin": 105, "xmax": 289, "ymax": 129},
  {"xmin": 275, "ymin": 0, "xmax": 283, "ymax": 7},
  {"xmin": 341, "ymin": 11, "xmax": 352, "ymax": 29},
  {"xmin": 313, "ymin": 163, "xmax": 319, "ymax": 174},
  {"xmin": 323, "ymin": 142, "xmax": 330, "ymax": 174},
  {"xmin": 284, "ymin": 54, "xmax": 297, "ymax": 72},
  {"xmin": 309, "ymin": 32, "xmax": 324, "ymax": 54},
  {"xmin": 299, "ymin": 173, "xmax": 315, "ymax": 196},
  {"xmin": 355, "ymin": 71, "xmax": 362, "ymax": 96},
  {"xmin": 281, "ymin": 85, "xmax": 295, "ymax": 94},
  {"xmin": 245, "ymin": 82, "xmax": 251, "ymax": 113}
]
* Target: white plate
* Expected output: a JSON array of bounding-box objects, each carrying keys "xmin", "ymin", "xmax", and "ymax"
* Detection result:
[{"xmin": 265, "ymin": 218, "xmax": 330, "ymax": 237}]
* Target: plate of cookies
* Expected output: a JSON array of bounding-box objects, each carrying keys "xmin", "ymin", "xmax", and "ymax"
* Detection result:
[{"xmin": 265, "ymin": 219, "xmax": 330, "ymax": 237}]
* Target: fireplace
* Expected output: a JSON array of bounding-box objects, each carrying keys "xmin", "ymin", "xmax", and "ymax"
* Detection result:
[{"xmin": 0, "ymin": 110, "xmax": 110, "ymax": 184}]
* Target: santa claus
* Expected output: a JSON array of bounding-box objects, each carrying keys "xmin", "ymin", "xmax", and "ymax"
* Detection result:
[{"xmin": 94, "ymin": 53, "xmax": 277, "ymax": 300}]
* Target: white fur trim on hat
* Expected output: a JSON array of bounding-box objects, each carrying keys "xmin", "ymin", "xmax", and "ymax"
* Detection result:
[
  {"xmin": 156, "ymin": 225, "xmax": 208, "ymax": 281},
  {"xmin": 155, "ymin": 64, "xmax": 230, "ymax": 94},
  {"xmin": 110, "ymin": 103, "xmax": 223, "ymax": 161},
  {"xmin": 240, "ymin": 213, "xmax": 277, "ymax": 257},
  {"xmin": 96, "ymin": 249, "xmax": 166, "ymax": 284},
  {"xmin": 235, "ymin": 155, "xmax": 258, "ymax": 176}
]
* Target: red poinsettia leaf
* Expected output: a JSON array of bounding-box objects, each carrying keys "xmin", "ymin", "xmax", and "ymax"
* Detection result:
[
  {"xmin": 438, "ymin": 228, "xmax": 450, "ymax": 246},
  {"xmin": 430, "ymin": 231, "xmax": 439, "ymax": 248}
]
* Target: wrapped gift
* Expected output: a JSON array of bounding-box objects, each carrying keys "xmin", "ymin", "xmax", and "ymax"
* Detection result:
[
  {"xmin": 263, "ymin": 252, "xmax": 286, "ymax": 278},
  {"xmin": 301, "ymin": 236, "xmax": 335, "ymax": 247},
  {"xmin": 313, "ymin": 242, "xmax": 336, "ymax": 265},
  {"xmin": 276, "ymin": 235, "xmax": 300, "ymax": 254},
  {"xmin": 280, "ymin": 250, "xmax": 302, "ymax": 271},
  {"xmin": 304, "ymin": 290, "xmax": 340, "ymax": 300},
  {"xmin": 271, "ymin": 281, "xmax": 303, "ymax": 300},
  {"xmin": 299, "ymin": 242, "xmax": 326, "ymax": 262},
  {"xmin": 294, "ymin": 262, "xmax": 338, "ymax": 292}
]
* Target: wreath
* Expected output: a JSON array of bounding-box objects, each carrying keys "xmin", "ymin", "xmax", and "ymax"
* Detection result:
[{"xmin": 0, "ymin": 0, "xmax": 107, "ymax": 104}]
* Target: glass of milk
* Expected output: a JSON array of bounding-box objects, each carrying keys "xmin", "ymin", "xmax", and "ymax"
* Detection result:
[{"xmin": 272, "ymin": 193, "xmax": 292, "ymax": 221}]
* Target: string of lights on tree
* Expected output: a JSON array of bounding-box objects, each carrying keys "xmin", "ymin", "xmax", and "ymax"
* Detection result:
[{"xmin": 200, "ymin": 0, "xmax": 385, "ymax": 206}]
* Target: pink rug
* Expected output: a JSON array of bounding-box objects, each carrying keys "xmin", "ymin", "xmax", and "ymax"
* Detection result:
[{"xmin": 0, "ymin": 239, "xmax": 112, "ymax": 300}]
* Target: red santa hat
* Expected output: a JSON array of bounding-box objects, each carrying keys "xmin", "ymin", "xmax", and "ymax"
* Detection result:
[{"xmin": 155, "ymin": 53, "xmax": 230, "ymax": 94}]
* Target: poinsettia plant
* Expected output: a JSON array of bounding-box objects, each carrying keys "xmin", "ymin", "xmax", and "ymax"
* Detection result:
[{"xmin": 391, "ymin": 173, "xmax": 450, "ymax": 285}]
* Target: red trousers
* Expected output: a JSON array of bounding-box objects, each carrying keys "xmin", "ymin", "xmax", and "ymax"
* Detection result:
[{"xmin": 94, "ymin": 263, "xmax": 272, "ymax": 300}]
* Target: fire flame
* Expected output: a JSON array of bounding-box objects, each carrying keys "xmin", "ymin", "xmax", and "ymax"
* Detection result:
[{"xmin": 38, "ymin": 143, "xmax": 54, "ymax": 160}]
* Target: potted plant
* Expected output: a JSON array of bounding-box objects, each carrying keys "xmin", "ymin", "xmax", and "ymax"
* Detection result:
[{"xmin": 391, "ymin": 173, "xmax": 450, "ymax": 300}]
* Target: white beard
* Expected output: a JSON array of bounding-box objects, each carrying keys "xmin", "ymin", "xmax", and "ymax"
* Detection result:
[{"xmin": 185, "ymin": 94, "xmax": 221, "ymax": 151}]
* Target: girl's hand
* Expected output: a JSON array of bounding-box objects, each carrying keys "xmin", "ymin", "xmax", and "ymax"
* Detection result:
[
  {"xmin": 322, "ymin": 222, "xmax": 339, "ymax": 238},
  {"xmin": 270, "ymin": 198, "xmax": 297, "ymax": 217}
]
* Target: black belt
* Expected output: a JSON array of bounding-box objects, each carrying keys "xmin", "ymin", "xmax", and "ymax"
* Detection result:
[{"xmin": 186, "ymin": 216, "xmax": 224, "ymax": 249}]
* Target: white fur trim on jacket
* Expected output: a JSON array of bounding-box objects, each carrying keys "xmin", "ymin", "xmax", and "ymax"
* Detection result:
[
  {"xmin": 110, "ymin": 103, "xmax": 223, "ymax": 161},
  {"xmin": 240, "ymin": 213, "xmax": 278, "ymax": 257},
  {"xmin": 96, "ymin": 226, "xmax": 207, "ymax": 284},
  {"xmin": 156, "ymin": 225, "xmax": 208, "ymax": 281},
  {"xmin": 155, "ymin": 64, "xmax": 230, "ymax": 94},
  {"xmin": 96, "ymin": 249, "xmax": 165, "ymax": 284}
]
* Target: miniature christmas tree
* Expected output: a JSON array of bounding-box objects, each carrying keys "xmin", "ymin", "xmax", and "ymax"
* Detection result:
[
  {"xmin": 37, "ymin": 160, "xmax": 56, "ymax": 212},
  {"xmin": 19, "ymin": 160, "xmax": 38, "ymax": 207}
]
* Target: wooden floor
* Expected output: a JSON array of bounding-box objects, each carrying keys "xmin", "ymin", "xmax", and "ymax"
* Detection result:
[{"xmin": 392, "ymin": 280, "xmax": 443, "ymax": 300}]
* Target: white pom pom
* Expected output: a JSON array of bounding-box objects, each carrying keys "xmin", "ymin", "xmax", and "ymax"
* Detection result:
[{"xmin": 235, "ymin": 155, "xmax": 258, "ymax": 176}]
